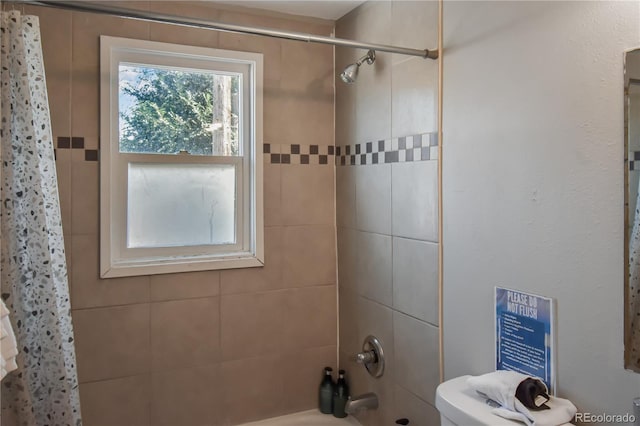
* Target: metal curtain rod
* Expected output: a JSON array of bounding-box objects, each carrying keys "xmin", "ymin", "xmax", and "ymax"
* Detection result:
[{"xmin": 10, "ymin": 0, "xmax": 438, "ymax": 59}]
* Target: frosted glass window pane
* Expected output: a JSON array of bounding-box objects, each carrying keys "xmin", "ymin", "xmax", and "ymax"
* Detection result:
[{"xmin": 127, "ymin": 163, "xmax": 236, "ymax": 248}]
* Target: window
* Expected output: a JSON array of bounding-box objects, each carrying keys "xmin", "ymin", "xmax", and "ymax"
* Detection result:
[{"xmin": 100, "ymin": 36, "xmax": 263, "ymax": 278}]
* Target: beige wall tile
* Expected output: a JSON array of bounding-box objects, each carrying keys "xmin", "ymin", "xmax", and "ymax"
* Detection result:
[
  {"xmin": 391, "ymin": 161, "xmax": 438, "ymax": 242},
  {"xmin": 56, "ymin": 152, "xmax": 72, "ymax": 235},
  {"xmin": 393, "ymin": 312, "xmax": 439, "ymax": 404},
  {"xmin": 280, "ymin": 40, "xmax": 333, "ymax": 98},
  {"xmin": 337, "ymin": 227, "xmax": 358, "ymax": 294},
  {"xmin": 338, "ymin": 1, "xmax": 392, "ymax": 146},
  {"xmin": 267, "ymin": 94, "xmax": 334, "ymax": 147},
  {"xmin": 356, "ymin": 231, "xmax": 392, "ymax": 306},
  {"xmin": 337, "ymin": 2, "xmax": 443, "ymax": 426},
  {"xmin": 282, "ymin": 285, "xmax": 337, "ymax": 351},
  {"xmin": 219, "ymin": 30, "xmax": 281, "ymax": 81},
  {"xmin": 357, "ymin": 296, "xmax": 394, "ymax": 378},
  {"xmin": 70, "ymin": 73, "xmax": 99, "ymax": 142},
  {"xmin": 70, "ymin": 161, "xmax": 98, "ymax": 235},
  {"xmin": 393, "ymin": 385, "xmax": 441, "ymax": 426},
  {"xmin": 151, "ymin": 365, "xmax": 221, "ymax": 426},
  {"xmin": 336, "ymin": 164, "xmax": 356, "ymax": 228},
  {"xmin": 340, "ymin": 322, "xmax": 393, "ymax": 426},
  {"xmin": 281, "ymin": 165, "xmax": 335, "ymax": 226},
  {"xmin": 392, "ymin": 57, "xmax": 438, "ymax": 137},
  {"xmin": 149, "ymin": 270, "xmax": 220, "ymax": 302},
  {"xmin": 348, "ymin": 357, "xmax": 396, "ymax": 426},
  {"xmin": 220, "ymin": 290, "xmax": 286, "ymax": 360},
  {"xmin": 71, "ymin": 10, "xmax": 149, "ymax": 140},
  {"xmin": 335, "ymin": 44, "xmax": 358, "ymax": 148},
  {"xmin": 355, "ymin": 164, "xmax": 392, "ymax": 234},
  {"xmin": 148, "ymin": 1, "xmax": 219, "ymax": 48},
  {"xmin": 218, "ymin": 8, "xmax": 331, "ymax": 83},
  {"xmin": 217, "ymin": 8, "xmax": 332, "ymax": 37},
  {"xmin": 32, "ymin": 7, "xmax": 72, "ymax": 141},
  {"xmin": 263, "ymin": 79, "xmax": 284, "ymax": 144},
  {"xmin": 264, "ymin": 163, "xmax": 282, "ymax": 226},
  {"xmin": 355, "ymin": 51, "xmax": 392, "ymax": 145},
  {"xmin": 280, "ymin": 346, "xmax": 337, "ymax": 413},
  {"xmin": 148, "ymin": 22, "xmax": 218, "ymax": 49},
  {"xmin": 341, "ymin": 296, "xmax": 397, "ymax": 426},
  {"xmin": 80, "ymin": 374, "xmax": 150, "ymax": 426},
  {"xmin": 64, "ymin": 234, "xmax": 72, "ymax": 288},
  {"xmin": 391, "ymin": 1, "xmax": 438, "ymax": 63},
  {"xmin": 220, "ymin": 226, "xmax": 283, "ymax": 294},
  {"xmin": 282, "ymin": 225, "xmax": 336, "ymax": 287},
  {"xmin": 73, "ymin": 304, "xmax": 150, "ymax": 383},
  {"xmin": 25, "ymin": 2, "xmax": 342, "ymax": 424},
  {"xmin": 335, "ymin": 84, "xmax": 357, "ymax": 147},
  {"xmin": 338, "ymin": 287, "xmax": 359, "ymax": 358},
  {"xmin": 393, "ymin": 237, "xmax": 439, "ymax": 325},
  {"xmin": 70, "ymin": 234, "xmax": 149, "ymax": 309},
  {"xmin": 221, "ymin": 355, "xmax": 284, "ymax": 424},
  {"xmin": 150, "ymin": 297, "xmax": 220, "ymax": 370},
  {"xmin": 346, "ymin": 1, "xmax": 391, "ymax": 45}
]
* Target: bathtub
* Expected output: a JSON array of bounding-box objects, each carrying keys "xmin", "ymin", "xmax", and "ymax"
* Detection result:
[{"xmin": 241, "ymin": 410, "xmax": 362, "ymax": 425}]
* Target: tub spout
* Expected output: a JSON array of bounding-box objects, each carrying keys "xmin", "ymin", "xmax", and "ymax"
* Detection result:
[{"xmin": 344, "ymin": 392, "xmax": 379, "ymax": 414}]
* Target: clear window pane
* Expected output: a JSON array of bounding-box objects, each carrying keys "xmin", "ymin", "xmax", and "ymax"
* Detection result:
[
  {"xmin": 119, "ymin": 64, "xmax": 241, "ymax": 156},
  {"xmin": 127, "ymin": 163, "xmax": 236, "ymax": 248}
]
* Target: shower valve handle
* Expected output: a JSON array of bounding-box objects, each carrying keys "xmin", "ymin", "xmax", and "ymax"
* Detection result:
[{"xmin": 355, "ymin": 350, "xmax": 376, "ymax": 364}]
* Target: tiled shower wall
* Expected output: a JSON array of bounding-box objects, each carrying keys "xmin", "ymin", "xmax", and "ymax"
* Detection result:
[
  {"xmin": 21, "ymin": 3, "xmax": 337, "ymax": 425},
  {"xmin": 335, "ymin": 2, "xmax": 441, "ymax": 425}
]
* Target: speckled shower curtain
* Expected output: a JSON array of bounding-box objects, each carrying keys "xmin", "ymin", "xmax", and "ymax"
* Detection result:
[
  {"xmin": 0, "ymin": 11, "xmax": 82, "ymax": 426},
  {"xmin": 630, "ymin": 179, "xmax": 640, "ymax": 366}
]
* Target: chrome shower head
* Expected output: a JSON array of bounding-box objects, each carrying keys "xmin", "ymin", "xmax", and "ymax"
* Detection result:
[
  {"xmin": 340, "ymin": 50, "xmax": 376, "ymax": 84},
  {"xmin": 340, "ymin": 63, "xmax": 360, "ymax": 84}
]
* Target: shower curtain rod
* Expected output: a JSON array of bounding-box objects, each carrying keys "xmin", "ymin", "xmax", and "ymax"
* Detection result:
[{"xmin": 9, "ymin": 0, "xmax": 438, "ymax": 59}]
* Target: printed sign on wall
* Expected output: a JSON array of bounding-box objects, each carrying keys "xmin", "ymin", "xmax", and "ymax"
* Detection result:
[{"xmin": 495, "ymin": 287, "xmax": 555, "ymax": 394}]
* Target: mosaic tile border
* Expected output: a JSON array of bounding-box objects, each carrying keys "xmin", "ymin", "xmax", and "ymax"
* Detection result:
[
  {"xmin": 54, "ymin": 134, "xmax": 438, "ymax": 165},
  {"xmin": 55, "ymin": 137, "xmax": 98, "ymax": 161},
  {"xmin": 336, "ymin": 132, "xmax": 438, "ymax": 166},
  {"xmin": 264, "ymin": 143, "xmax": 334, "ymax": 165},
  {"xmin": 631, "ymin": 151, "xmax": 640, "ymax": 171}
]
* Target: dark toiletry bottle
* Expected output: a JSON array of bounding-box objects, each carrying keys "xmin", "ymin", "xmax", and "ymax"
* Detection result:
[
  {"xmin": 332, "ymin": 369, "xmax": 350, "ymax": 418},
  {"xmin": 319, "ymin": 367, "xmax": 335, "ymax": 414}
]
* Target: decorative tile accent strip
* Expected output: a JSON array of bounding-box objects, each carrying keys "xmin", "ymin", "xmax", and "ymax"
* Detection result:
[
  {"xmin": 336, "ymin": 132, "xmax": 438, "ymax": 166},
  {"xmin": 55, "ymin": 136, "xmax": 99, "ymax": 161},
  {"xmin": 264, "ymin": 143, "xmax": 334, "ymax": 165},
  {"xmin": 631, "ymin": 151, "xmax": 640, "ymax": 171},
  {"xmin": 53, "ymin": 135, "xmax": 436, "ymax": 166}
]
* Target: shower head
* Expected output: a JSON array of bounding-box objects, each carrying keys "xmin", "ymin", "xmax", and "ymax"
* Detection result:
[{"xmin": 340, "ymin": 50, "xmax": 376, "ymax": 84}]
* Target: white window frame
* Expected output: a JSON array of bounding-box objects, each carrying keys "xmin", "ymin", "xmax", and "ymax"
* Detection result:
[{"xmin": 100, "ymin": 36, "xmax": 263, "ymax": 278}]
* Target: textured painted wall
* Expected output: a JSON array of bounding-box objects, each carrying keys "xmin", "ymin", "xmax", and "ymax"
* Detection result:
[{"xmin": 443, "ymin": 0, "xmax": 640, "ymax": 419}]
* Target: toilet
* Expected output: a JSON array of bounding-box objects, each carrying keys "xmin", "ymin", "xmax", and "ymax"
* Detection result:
[{"xmin": 435, "ymin": 375, "xmax": 575, "ymax": 426}]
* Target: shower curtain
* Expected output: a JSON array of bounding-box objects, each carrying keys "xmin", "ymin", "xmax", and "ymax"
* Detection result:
[
  {"xmin": 630, "ymin": 178, "xmax": 640, "ymax": 365},
  {"xmin": 0, "ymin": 11, "xmax": 82, "ymax": 426}
]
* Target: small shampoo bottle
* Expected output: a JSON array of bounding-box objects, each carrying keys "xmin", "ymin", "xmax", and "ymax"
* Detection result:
[
  {"xmin": 318, "ymin": 367, "xmax": 335, "ymax": 414},
  {"xmin": 332, "ymin": 369, "xmax": 349, "ymax": 418}
]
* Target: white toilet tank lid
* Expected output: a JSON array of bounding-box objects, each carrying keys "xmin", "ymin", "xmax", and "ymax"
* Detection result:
[
  {"xmin": 436, "ymin": 375, "xmax": 574, "ymax": 426},
  {"xmin": 436, "ymin": 375, "xmax": 520, "ymax": 426}
]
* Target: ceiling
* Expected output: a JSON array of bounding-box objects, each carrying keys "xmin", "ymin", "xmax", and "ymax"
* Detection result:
[{"xmin": 212, "ymin": 1, "xmax": 364, "ymax": 20}]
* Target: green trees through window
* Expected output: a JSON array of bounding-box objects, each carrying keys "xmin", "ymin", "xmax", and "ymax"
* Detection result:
[{"xmin": 119, "ymin": 65, "xmax": 240, "ymax": 156}]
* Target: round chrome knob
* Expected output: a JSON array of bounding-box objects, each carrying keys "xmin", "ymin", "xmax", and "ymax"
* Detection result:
[{"xmin": 355, "ymin": 350, "xmax": 376, "ymax": 364}]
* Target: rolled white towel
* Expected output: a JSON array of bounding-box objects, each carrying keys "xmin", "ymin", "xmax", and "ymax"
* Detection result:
[
  {"xmin": 468, "ymin": 371, "xmax": 535, "ymax": 425},
  {"xmin": 467, "ymin": 371, "xmax": 577, "ymax": 426}
]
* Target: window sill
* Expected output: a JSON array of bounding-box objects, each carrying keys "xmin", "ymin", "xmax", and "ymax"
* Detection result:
[{"xmin": 100, "ymin": 252, "xmax": 264, "ymax": 278}]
